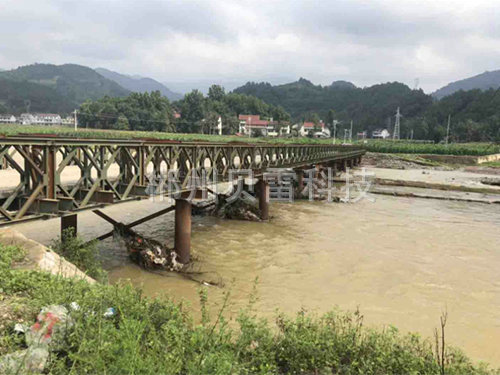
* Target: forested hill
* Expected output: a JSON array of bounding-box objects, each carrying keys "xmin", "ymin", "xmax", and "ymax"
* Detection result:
[
  {"xmin": 0, "ymin": 63, "xmax": 130, "ymax": 111},
  {"xmin": 432, "ymin": 70, "xmax": 500, "ymax": 99},
  {"xmin": 95, "ymin": 68, "xmax": 182, "ymax": 101},
  {"xmin": 0, "ymin": 78, "xmax": 76, "ymax": 114},
  {"xmin": 233, "ymin": 79, "xmax": 432, "ymax": 132}
]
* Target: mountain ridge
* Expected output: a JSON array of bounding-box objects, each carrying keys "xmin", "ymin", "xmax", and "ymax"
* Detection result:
[
  {"xmin": 0, "ymin": 63, "xmax": 130, "ymax": 104},
  {"xmin": 432, "ymin": 70, "xmax": 500, "ymax": 99},
  {"xmin": 95, "ymin": 68, "xmax": 183, "ymax": 101}
]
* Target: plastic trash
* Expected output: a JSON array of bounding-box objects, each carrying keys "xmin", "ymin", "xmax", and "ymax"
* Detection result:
[
  {"xmin": 70, "ymin": 301, "xmax": 80, "ymax": 311},
  {"xmin": 103, "ymin": 307, "xmax": 116, "ymax": 317},
  {"xmin": 13, "ymin": 323, "xmax": 28, "ymax": 334},
  {"xmin": 0, "ymin": 305, "xmax": 72, "ymax": 374}
]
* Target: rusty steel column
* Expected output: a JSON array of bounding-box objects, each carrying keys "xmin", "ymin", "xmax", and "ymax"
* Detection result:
[
  {"xmin": 46, "ymin": 146, "xmax": 56, "ymax": 199},
  {"xmin": 297, "ymin": 169, "xmax": 304, "ymax": 193},
  {"xmin": 138, "ymin": 146, "xmax": 145, "ymax": 186},
  {"xmin": 342, "ymin": 159, "xmax": 348, "ymax": 171},
  {"xmin": 61, "ymin": 214, "xmax": 77, "ymax": 238},
  {"xmin": 174, "ymin": 198, "xmax": 192, "ymax": 264},
  {"xmin": 257, "ymin": 179, "xmax": 269, "ymax": 220}
]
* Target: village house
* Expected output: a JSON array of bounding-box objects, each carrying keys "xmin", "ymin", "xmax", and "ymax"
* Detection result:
[
  {"xmin": 61, "ymin": 116, "xmax": 75, "ymax": 126},
  {"xmin": 19, "ymin": 113, "xmax": 62, "ymax": 125},
  {"xmin": 238, "ymin": 114, "xmax": 276, "ymax": 136},
  {"xmin": 32, "ymin": 113, "xmax": 62, "ymax": 125},
  {"xmin": 299, "ymin": 120, "xmax": 330, "ymax": 138},
  {"xmin": 20, "ymin": 113, "xmax": 35, "ymax": 125},
  {"xmin": 372, "ymin": 129, "xmax": 391, "ymax": 139},
  {"xmin": 0, "ymin": 114, "xmax": 17, "ymax": 123}
]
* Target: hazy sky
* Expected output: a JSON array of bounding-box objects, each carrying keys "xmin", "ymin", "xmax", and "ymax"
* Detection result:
[{"xmin": 0, "ymin": 0, "xmax": 499, "ymax": 93}]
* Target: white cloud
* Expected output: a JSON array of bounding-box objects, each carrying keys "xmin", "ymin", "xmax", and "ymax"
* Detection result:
[{"xmin": 0, "ymin": 0, "xmax": 499, "ymax": 92}]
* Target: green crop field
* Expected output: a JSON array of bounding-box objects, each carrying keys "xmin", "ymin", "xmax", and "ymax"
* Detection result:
[
  {"xmin": 363, "ymin": 140, "xmax": 500, "ymax": 156},
  {"xmin": 0, "ymin": 124, "xmax": 337, "ymax": 145},
  {"xmin": 1, "ymin": 124, "xmax": 498, "ymax": 155}
]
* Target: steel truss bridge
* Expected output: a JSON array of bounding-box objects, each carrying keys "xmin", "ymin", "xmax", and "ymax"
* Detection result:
[{"xmin": 0, "ymin": 136, "xmax": 365, "ymax": 226}]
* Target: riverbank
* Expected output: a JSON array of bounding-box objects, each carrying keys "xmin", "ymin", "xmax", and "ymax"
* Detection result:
[{"xmin": 1, "ymin": 243, "xmax": 497, "ymax": 374}]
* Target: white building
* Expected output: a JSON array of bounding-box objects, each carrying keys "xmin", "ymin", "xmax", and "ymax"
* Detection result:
[
  {"xmin": 0, "ymin": 114, "xmax": 16, "ymax": 123},
  {"xmin": 61, "ymin": 116, "xmax": 75, "ymax": 126},
  {"xmin": 238, "ymin": 114, "xmax": 275, "ymax": 136},
  {"xmin": 372, "ymin": 129, "xmax": 391, "ymax": 139},
  {"xmin": 20, "ymin": 113, "xmax": 35, "ymax": 125},
  {"xmin": 300, "ymin": 121, "xmax": 330, "ymax": 138},
  {"xmin": 19, "ymin": 113, "xmax": 63, "ymax": 125},
  {"xmin": 32, "ymin": 113, "xmax": 62, "ymax": 125}
]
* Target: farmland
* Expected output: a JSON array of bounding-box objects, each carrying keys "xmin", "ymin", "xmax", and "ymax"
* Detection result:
[{"xmin": 0, "ymin": 123, "xmax": 499, "ymax": 155}]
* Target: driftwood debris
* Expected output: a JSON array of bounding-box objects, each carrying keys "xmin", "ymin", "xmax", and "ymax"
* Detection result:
[
  {"xmin": 92, "ymin": 209, "xmax": 223, "ymax": 286},
  {"xmin": 113, "ymin": 223, "xmax": 182, "ymax": 272},
  {"xmin": 212, "ymin": 194, "xmax": 262, "ymax": 221}
]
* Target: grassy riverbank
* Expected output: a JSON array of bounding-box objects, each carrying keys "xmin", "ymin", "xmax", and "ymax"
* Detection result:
[{"xmin": 0, "ymin": 243, "xmax": 497, "ymax": 374}]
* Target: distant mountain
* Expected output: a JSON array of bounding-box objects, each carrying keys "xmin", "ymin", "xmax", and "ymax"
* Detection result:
[
  {"xmin": 330, "ymin": 80, "xmax": 356, "ymax": 89},
  {"xmin": 0, "ymin": 63, "xmax": 130, "ymax": 105},
  {"xmin": 0, "ymin": 77, "xmax": 76, "ymax": 114},
  {"xmin": 95, "ymin": 68, "xmax": 182, "ymax": 101},
  {"xmin": 233, "ymin": 79, "xmax": 432, "ymax": 133},
  {"xmin": 432, "ymin": 70, "xmax": 500, "ymax": 99}
]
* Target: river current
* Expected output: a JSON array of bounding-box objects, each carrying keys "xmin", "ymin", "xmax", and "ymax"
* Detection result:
[{"xmin": 14, "ymin": 194, "xmax": 500, "ymax": 365}]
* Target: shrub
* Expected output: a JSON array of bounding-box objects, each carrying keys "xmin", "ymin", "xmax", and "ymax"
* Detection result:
[{"xmin": 50, "ymin": 229, "xmax": 106, "ymax": 281}]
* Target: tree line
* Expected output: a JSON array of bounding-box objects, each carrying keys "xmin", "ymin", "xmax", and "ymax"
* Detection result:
[
  {"xmin": 76, "ymin": 80, "xmax": 500, "ymax": 142},
  {"xmin": 235, "ymin": 79, "xmax": 500, "ymax": 142},
  {"xmin": 77, "ymin": 86, "xmax": 290, "ymax": 134}
]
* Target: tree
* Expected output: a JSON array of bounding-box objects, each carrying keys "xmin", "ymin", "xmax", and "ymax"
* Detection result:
[
  {"xmin": 208, "ymin": 85, "xmax": 225, "ymax": 102},
  {"xmin": 116, "ymin": 115, "xmax": 129, "ymax": 130}
]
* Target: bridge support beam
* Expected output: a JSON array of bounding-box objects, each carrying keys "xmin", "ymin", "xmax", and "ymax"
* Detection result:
[
  {"xmin": 61, "ymin": 213, "xmax": 77, "ymax": 239},
  {"xmin": 174, "ymin": 198, "xmax": 192, "ymax": 264},
  {"xmin": 257, "ymin": 179, "xmax": 269, "ymax": 220},
  {"xmin": 295, "ymin": 168, "xmax": 304, "ymax": 199}
]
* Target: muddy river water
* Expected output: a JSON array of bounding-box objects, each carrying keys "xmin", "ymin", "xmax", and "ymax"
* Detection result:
[{"xmin": 13, "ymin": 194, "xmax": 500, "ymax": 366}]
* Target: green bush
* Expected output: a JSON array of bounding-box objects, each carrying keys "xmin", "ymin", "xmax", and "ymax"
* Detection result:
[
  {"xmin": 50, "ymin": 229, "xmax": 106, "ymax": 281},
  {"xmin": 0, "ymin": 245, "xmax": 497, "ymax": 374}
]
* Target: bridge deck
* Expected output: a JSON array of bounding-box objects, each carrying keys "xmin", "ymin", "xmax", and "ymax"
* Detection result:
[{"xmin": 0, "ymin": 136, "xmax": 365, "ymax": 224}]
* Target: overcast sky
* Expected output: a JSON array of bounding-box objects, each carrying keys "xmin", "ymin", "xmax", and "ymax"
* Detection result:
[{"xmin": 0, "ymin": 0, "xmax": 499, "ymax": 93}]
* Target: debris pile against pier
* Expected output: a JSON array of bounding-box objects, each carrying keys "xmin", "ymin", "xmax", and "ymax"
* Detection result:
[
  {"xmin": 113, "ymin": 223, "xmax": 182, "ymax": 272},
  {"xmin": 212, "ymin": 194, "xmax": 262, "ymax": 221}
]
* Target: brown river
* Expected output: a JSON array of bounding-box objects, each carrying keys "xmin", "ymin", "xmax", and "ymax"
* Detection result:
[{"xmin": 12, "ymin": 194, "xmax": 500, "ymax": 366}]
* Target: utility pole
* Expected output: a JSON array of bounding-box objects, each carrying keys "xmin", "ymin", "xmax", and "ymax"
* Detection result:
[
  {"xmin": 446, "ymin": 114, "xmax": 451, "ymax": 145},
  {"xmin": 349, "ymin": 120, "xmax": 353, "ymax": 143},
  {"xmin": 73, "ymin": 110, "xmax": 78, "ymax": 131},
  {"xmin": 332, "ymin": 120, "xmax": 339, "ymax": 144}
]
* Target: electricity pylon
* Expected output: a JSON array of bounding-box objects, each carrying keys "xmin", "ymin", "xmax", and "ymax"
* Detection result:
[{"xmin": 393, "ymin": 107, "xmax": 402, "ymax": 140}]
